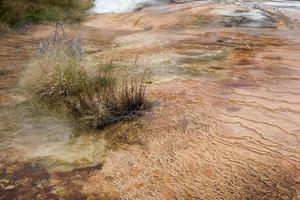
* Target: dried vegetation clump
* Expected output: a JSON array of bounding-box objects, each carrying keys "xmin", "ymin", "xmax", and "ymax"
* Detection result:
[{"xmin": 24, "ymin": 25, "xmax": 152, "ymax": 129}]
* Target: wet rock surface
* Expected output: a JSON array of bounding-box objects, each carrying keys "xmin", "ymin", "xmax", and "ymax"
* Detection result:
[{"xmin": 0, "ymin": 0, "xmax": 300, "ymax": 199}]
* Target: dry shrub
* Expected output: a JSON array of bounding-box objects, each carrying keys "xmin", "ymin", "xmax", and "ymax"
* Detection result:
[
  {"xmin": 0, "ymin": 0, "xmax": 93, "ymax": 27},
  {"xmin": 24, "ymin": 28, "xmax": 152, "ymax": 129},
  {"xmin": 38, "ymin": 23, "xmax": 84, "ymax": 58}
]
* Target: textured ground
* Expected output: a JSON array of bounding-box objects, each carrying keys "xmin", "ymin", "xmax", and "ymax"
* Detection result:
[{"xmin": 0, "ymin": 1, "xmax": 300, "ymax": 199}]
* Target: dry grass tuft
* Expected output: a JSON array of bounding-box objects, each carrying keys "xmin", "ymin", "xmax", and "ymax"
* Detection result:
[{"xmin": 23, "ymin": 28, "xmax": 152, "ymax": 129}]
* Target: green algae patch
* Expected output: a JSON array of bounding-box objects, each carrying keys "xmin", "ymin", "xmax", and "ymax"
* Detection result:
[{"xmin": 178, "ymin": 49, "xmax": 231, "ymax": 78}]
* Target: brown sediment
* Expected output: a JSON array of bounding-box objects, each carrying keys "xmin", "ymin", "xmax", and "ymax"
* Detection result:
[
  {"xmin": 0, "ymin": 159, "xmax": 105, "ymax": 200},
  {"xmin": 0, "ymin": 1, "xmax": 300, "ymax": 199}
]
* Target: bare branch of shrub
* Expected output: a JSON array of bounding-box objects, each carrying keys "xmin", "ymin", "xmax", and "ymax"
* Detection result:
[{"xmin": 38, "ymin": 23, "xmax": 84, "ymax": 59}]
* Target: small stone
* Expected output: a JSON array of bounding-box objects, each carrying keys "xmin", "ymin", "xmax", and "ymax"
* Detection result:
[
  {"xmin": 144, "ymin": 25, "xmax": 153, "ymax": 31},
  {"xmin": 75, "ymin": 174, "xmax": 82, "ymax": 179},
  {"xmin": 0, "ymin": 179, "xmax": 10, "ymax": 184},
  {"xmin": 5, "ymin": 185, "xmax": 15, "ymax": 190}
]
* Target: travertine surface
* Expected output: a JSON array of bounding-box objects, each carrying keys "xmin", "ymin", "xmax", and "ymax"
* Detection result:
[{"xmin": 0, "ymin": 1, "xmax": 299, "ymax": 199}]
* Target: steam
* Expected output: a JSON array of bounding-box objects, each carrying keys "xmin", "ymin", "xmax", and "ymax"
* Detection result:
[{"xmin": 92, "ymin": 0, "xmax": 170, "ymax": 13}]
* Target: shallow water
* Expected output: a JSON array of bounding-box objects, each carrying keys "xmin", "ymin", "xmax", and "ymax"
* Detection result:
[
  {"xmin": 210, "ymin": 8, "xmax": 277, "ymax": 28},
  {"xmin": 262, "ymin": 0, "xmax": 300, "ymax": 8},
  {"xmin": 0, "ymin": 97, "xmax": 107, "ymax": 172},
  {"xmin": 91, "ymin": 0, "xmax": 169, "ymax": 13}
]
